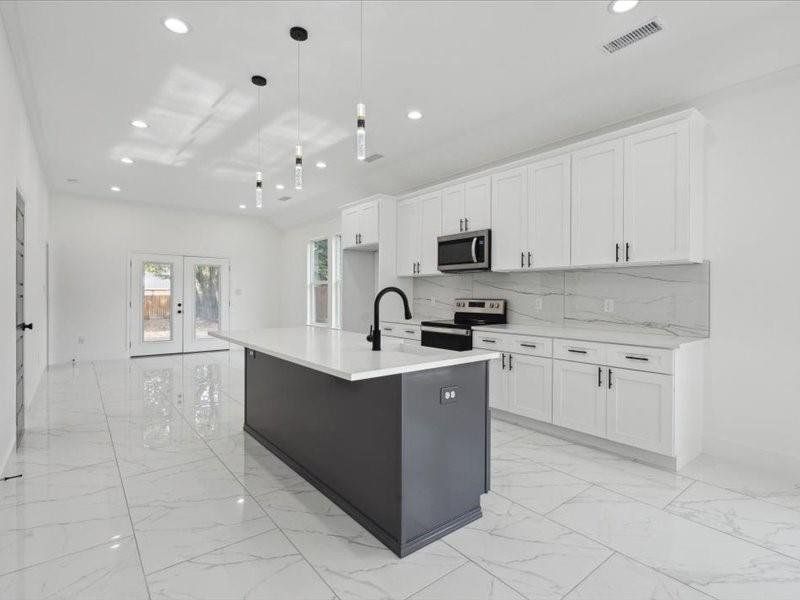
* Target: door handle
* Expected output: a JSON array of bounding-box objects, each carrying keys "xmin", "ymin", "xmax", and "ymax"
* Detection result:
[
  {"xmin": 624, "ymin": 355, "xmax": 650, "ymax": 362},
  {"xmin": 471, "ymin": 237, "xmax": 478, "ymax": 262},
  {"xmin": 608, "ymin": 368, "xmax": 613, "ymax": 389},
  {"xmin": 598, "ymin": 366, "xmax": 602, "ymax": 387},
  {"xmin": 464, "ymin": 217, "xmax": 469, "ymax": 230},
  {"xmin": 508, "ymin": 354, "xmax": 513, "ymax": 370},
  {"xmin": 527, "ymin": 251, "xmax": 532, "ymax": 268},
  {"xmin": 459, "ymin": 218, "xmax": 464, "ymax": 232},
  {"xmin": 481, "ymin": 338, "xmax": 497, "ymax": 343},
  {"xmin": 501, "ymin": 353, "xmax": 505, "ymax": 369},
  {"xmin": 520, "ymin": 251, "xmax": 524, "ymax": 268},
  {"xmin": 625, "ymin": 242, "xmax": 630, "ymax": 262},
  {"xmin": 519, "ymin": 342, "xmax": 536, "ymax": 348},
  {"xmin": 16, "ymin": 322, "xmax": 33, "ymax": 331},
  {"xmin": 568, "ymin": 348, "xmax": 588, "ymax": 354},
  {"xmin": 615, "ymin": 242, "xmax": 620, "ymax": 262}
]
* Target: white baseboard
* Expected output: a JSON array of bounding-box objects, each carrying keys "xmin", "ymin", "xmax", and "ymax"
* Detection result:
[
  {"xmin": 702, "ymin": 432, "xmax": 800, "ymax": 476},
  {"xmin": 1, "ymin": 434, "xmax": 14, "ymax": 477}
]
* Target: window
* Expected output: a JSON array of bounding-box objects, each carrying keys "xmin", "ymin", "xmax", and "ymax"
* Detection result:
[{"xmin": 307, "ymin": 235, "xmax": 341, "ymax": 327}]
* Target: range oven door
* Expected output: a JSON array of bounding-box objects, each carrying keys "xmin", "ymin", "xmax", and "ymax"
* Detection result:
[
  {"xmin": 437, "ymin": 229, "xmax": 490, "ymax": 272},
  {"xmin": 420, "ymin": 325, "xmax": 473, "ymax": 351}
]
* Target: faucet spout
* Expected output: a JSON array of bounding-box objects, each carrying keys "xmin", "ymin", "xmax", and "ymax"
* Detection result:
[{"xmin": 367, "ymin": 287, "xmax": 412, "ymax": 351}]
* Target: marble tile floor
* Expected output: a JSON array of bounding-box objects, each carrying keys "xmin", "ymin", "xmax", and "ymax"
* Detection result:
[{"xmin": 2, "ymin": 352, "xmax": 800, "ymax": 599}]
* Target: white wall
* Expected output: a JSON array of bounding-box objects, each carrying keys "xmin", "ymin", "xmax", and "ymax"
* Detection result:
[
  {"xmin": 0, "ymin": 16, "xmax": 50, "ymax": 471},
  {"xmin": 693, "ymin": 66, "xmax": 800, "ymax": 468},
  {"xmin": 49, "ymin": 194, "xmax": 282, "ymax": 364}
]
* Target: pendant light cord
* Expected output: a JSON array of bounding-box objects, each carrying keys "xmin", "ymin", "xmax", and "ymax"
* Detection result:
[
  {"xmin": 297, "ymin": 42, "xmax": 301, "ymax": 145},
  {"xmin": 257, "ymin": 87, "xmax": 261, "ymax": 169},
  {"xmin": 360, "ymin": 0, "xmax": 364, "ymax": 100}
]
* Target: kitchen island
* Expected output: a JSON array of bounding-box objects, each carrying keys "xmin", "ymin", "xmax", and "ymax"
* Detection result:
[{"xmin": 211, "ymin": 326, "xmax": 499, "ymax": 557}]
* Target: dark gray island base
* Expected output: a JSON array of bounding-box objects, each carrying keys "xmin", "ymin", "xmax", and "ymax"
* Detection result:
[{"xmin": 244, "ymin": 348, "xmax": 490, "ymax": 557}]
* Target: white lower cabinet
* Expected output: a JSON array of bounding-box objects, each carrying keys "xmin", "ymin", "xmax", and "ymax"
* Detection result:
[
  {"xmin": 552, "ymin": 360, "xmax": 606, "ymax": 437},
  {"xmin": 488, "ymin": 355, "xmax": 508, "ymax": 411},
  {"xmin": 509, "ymin": 354, "xmax": 552, "ymax": 422},
  {"xmin": 606, "ymin": 368, "xmax": 673, "ymax": 455}
]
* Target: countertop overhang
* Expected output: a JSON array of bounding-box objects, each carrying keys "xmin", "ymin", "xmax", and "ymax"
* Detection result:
[{"xmin": 211, "ymin": 326, "xmax": 499, "ymax": 381}]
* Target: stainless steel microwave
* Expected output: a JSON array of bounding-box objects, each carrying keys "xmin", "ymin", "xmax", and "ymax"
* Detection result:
[{"xmin": 437, "ymin": 229, "xmax": 491, "ymax": 272}]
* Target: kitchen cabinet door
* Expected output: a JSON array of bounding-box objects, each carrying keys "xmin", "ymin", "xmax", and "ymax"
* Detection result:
[
  {"xmin": 359, "ymin": 201, "xmax": 380, "ymax": 246},
  {"xmin": 396, "ymin": 198, "xmax": 419, "ymax": 276},
  {"xmin": 464, "ymin": 176, "xmax": 491, "ymax": 231},
  {"xmin": 552, "ymin": 359, "xmax": 606, "ymax": 437},
  {"xmin": 509, "ymin": 354, "xmax": 553, "ymax": 422},
  {"xmin": 528, "ymin": 154, "xmax": 571, "ymax": 269},
  {"xmin": 606, "ymin": 368, "xmax": 673, "ymax": 455},
  {"xmin": 623, "ymin": 121, "xmax": 690, "ymax": 263},
  {"xmin": 570, "ymin": 139, "xmax": 624, "ymax": 267},
  {"xmin": 418, "ymin": 192, "xmax": 442, "ymax": 275},
  {"xmin": 342, "ymin": 206, "xmax": 360, "ymax": 249},
  {"xmin": 490, "ymin": 166, "xmax": 527, "ymax": 271},
  {"xmin": 488, "ymin": 355, "xmax": 508, "ymax": 411},
  {"xmin": 442, "ymin": 184, "xmax": 465, "ymax": 235}
]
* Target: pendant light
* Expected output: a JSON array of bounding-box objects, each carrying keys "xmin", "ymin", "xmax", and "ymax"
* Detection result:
[
  {"xmin": 290, "ymin": 26, "xmax": 308, "ymax": 190},
  {"xmin": 356, "ymin": 0, "xmax": 366, "ymax": 161},
  {"xmin": 251, "ymin": 74, "xmax": 267, "ymax": 208}
]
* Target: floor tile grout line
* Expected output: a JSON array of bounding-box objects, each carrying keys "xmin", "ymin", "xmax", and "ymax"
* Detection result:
[
  {"xmin": 398, "ymin": 558, "xmax": 468, "ymax": 600},
  {"xmin": 175, "ymin": 373, "xmax": 344, "ymax": 600},
  {"xmin": 439, "ymin": 540, "xmax": 536, "ymax": 600},
  {"xmin": 663, "ymin": 478, "xmax": 697, "ymax": 510},
  {"xmin": 556, "ymin": 551, "xmax": 616, "ymax": 600},
  {"xmin": 485, "ymin": 485, "xmax": 720, "ymax": 600},
  {"xmin": 90, "ymin": 361, "xmax": 153, "ymax": 600}
]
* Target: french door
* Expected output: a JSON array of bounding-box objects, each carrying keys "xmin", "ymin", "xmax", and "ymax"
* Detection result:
[{"xmin": 129, "ymin": 254, "xmax": 229, "ymax": 356}]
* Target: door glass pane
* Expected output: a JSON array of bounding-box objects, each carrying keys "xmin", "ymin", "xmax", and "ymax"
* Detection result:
[
  {"xmin": 313, "ymin": 283, "xmax": 328, "ymax": 324},
  {"xmin": 142, "ymin": 262, "xmax": 172, "ymax": 342},
  {"xmin": 193, "ymin": 264, "xmax": 221, "ymax": 339},
  {"xmin": 312, "ymin": 239, "xmax": 328, "ymax": 282}
]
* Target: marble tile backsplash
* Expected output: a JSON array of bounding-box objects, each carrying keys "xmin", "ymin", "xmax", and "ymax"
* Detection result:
[{"xmin": 412, "ymin": 262, "xmax": 710, "ymax": 337}]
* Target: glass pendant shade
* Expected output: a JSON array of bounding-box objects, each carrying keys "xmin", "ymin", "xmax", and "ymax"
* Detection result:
[
  {"xmin": 294, "ymin": 145, "xmax": 303, "ymax": 190},
  {"xmin": 255, "ymin": 171, "xmax": 263, "ymax": 208},
  {"xmin": 356, "ymin": 102, "xmax": 366, "ymax": 161}
]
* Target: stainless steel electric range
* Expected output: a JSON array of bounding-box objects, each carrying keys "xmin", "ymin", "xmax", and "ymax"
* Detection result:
[{"xmin": 420, "ymin": 298, "xmax": 507, "ymax": 351}]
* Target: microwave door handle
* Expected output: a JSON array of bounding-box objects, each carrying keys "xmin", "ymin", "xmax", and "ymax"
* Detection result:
[{"xmin": 471, "ymin": 237, "xmax": 478, "ymax": 263}]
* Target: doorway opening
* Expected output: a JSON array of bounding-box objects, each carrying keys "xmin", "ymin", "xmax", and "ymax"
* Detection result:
[{"xmin": 128, "ymin": 253, "xmax": 230, "ymax": 356}]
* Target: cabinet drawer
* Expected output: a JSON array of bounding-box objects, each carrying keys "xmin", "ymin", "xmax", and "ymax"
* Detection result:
[
  {"xmin": 553, "ymin": 339, "xmax": 606, "ymax": 364},
  {"xmin": 605, "ymin": 344, "xmax": 673, "ymax": 374},
  {"xmin": 381, "ymin": 322, "xmax": 420, "ymax": 341},
  {"xmin": 509, "ymin": 336, "xmax": 552, "ymax": 358},
  {"xmin": 474, "ymin": 332, "xmax": 515, "ymax": 352}
]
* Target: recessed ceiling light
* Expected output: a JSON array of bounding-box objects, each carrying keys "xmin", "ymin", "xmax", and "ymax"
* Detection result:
[
  {"xmin": 407, "ymin": 110, "xmax": 423, "ymax": 120},
  {"xmin": 608, "ymin": 0, "xmax": 639, "ymax": 13},
  {"xmin": 110, "ymin": 186, "xmax": 121, "ymax": 192},
  {"xmin": 275, "ymin": 183, "xmax": 285, "ymax": 190},
  {"xmin": 163, "ymin": 17, "xmax": 190, "ymax": 34},
  {"xmin": 120, "ymin": 157, "xmax": 134, "ymax": 164},
  {"xmin": 315, "ymin": 161, "xmax": 327, "ymax": 169},
  {"xmin": 239, "ymin": 204, "xmax": 246, "ymax": 209},
  {"xmin": 130, "ymin": 120, "xmax": 148, "ymax": 129}
]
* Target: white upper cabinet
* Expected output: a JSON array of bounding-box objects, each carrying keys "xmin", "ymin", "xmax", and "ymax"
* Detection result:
[
  {"xmin": 491, "ymin": 166, "xmax": 527, "ymax": 270},
  {"xmin": 623, "ymin": 120, "xmax": 692, "ymax": 264},
  {"xmin": 341, "ymin": 200, "xmax": 380, "ymax": 250},
  {"xmin": 442, "ymin": 176, "xmax": 491, "ymax": 235},
  {"xmin": 570, "ymin": 139, "xmax": 624, "ymax": 267},
  {"xmin": 396, "ymin": 192, "xmax": 442, "ymax": 276},
  {"xmin": 527, "ymin": 154, "xmax": 571, "ymax": 269}
]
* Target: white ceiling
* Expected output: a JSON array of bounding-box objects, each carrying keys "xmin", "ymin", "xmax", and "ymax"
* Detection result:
[{"xmin": 3, "ymin": 1, "xmax": 800, "ymax": 229}]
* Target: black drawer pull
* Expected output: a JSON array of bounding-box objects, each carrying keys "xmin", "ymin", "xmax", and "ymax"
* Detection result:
[
  {"xmin": 384, "ymin": 327, "xmax": 393, "ymax": 331},
  {"xmin": 520, "ymin": 343, "xmax": 537, "ymax": 348},
  {"xmin": 404, "ymin": 330, "xmax": 416, "ymax": 335},
  {"xmin": 568, "ymin": 348, "xmax": 588, "ymax": 354},
  {"xmin": 625, "ymin": 355, "xmax": 650, "ymax": 361},
  {"xmin": 481, "ymin": 338, "xmax": 497, "ymax": 343}
]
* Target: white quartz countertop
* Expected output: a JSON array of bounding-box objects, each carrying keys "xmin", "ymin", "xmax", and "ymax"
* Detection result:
[
  {"xmin": 211, "ymin": 327, "xmax": 499, "ymax": 381},
  {"xmin": 472, "ymin": 323, "xmax": 706, "ymax": 349}
]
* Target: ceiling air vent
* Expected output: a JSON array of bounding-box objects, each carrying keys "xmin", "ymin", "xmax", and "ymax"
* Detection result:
[
  {"xmin": 364, "ymin": 153, "xmax": 383, "ymax": 163},
  {"xmin": 603, "ymin": 19, "xmax": 662, "ymax": 54},
  {"xmin": 277, "ymin": 195, "xmax": 292, "ymax": 202}
]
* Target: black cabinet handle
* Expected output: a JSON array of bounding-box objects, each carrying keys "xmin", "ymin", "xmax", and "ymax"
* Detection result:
[
  {"xmin": 598, "ymin": 366, "xmax": 602, "ymax": 387},
  {"xmin": 624, "ymin": 355, "xmax": 650, "ymax": 361},
  {"xmin": 608, "ymin": 368, "xmax": 613, "ymax": 389},
  {"xmin": 16, "ymin": 322, "xmax": 33, "ymax": 331},
  {"xmin": 508, "ymin": 354, "xmax": 513, "ymax": 370},
  {"xmin": 481, "ymin": 338, "xmax": 497, "ymax": 343},
  {"xmin": 615, "ymin": 243, "xmax": 620, "ymax": 262},
  {"xmin": 501, "ymin": 353, "xmax": 505, "ymax": 369},
  {"xmin": 625, "ymin": 242, "xmax": 630, "ymax": 262},
  {"xmin": 404, "ymin": 330, "xmax": 415, "ymax": 335},
  {"xmin": 459, "ymin": 218, "xmax": 464, "ymax": 232},
  {"xmin": 568, "ymin": 348, "xmax": 588, "ymax": 354},
  {"xmin": 527, "ymin": 251, "xmax": 532, "ymax": 268},
  {"xmin": 520, "ymin": 342, "xmax": 537, "ymax": 348},
  {"xmin": 520, "ymin": 252, "xmax": 524, "ymax": 268},
  {"xmin": 465, "ymin": 217, "xmax": 469, "ymax": 230}
]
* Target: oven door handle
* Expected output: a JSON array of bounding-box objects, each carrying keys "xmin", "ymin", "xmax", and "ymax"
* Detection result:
[
  {"xmin": 421, "ymin": 325, "xmax": 471, "ymax": 336},
  {"xmin": 470, "ymin": 237, "xmax": 478, "ymax": 263}
]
